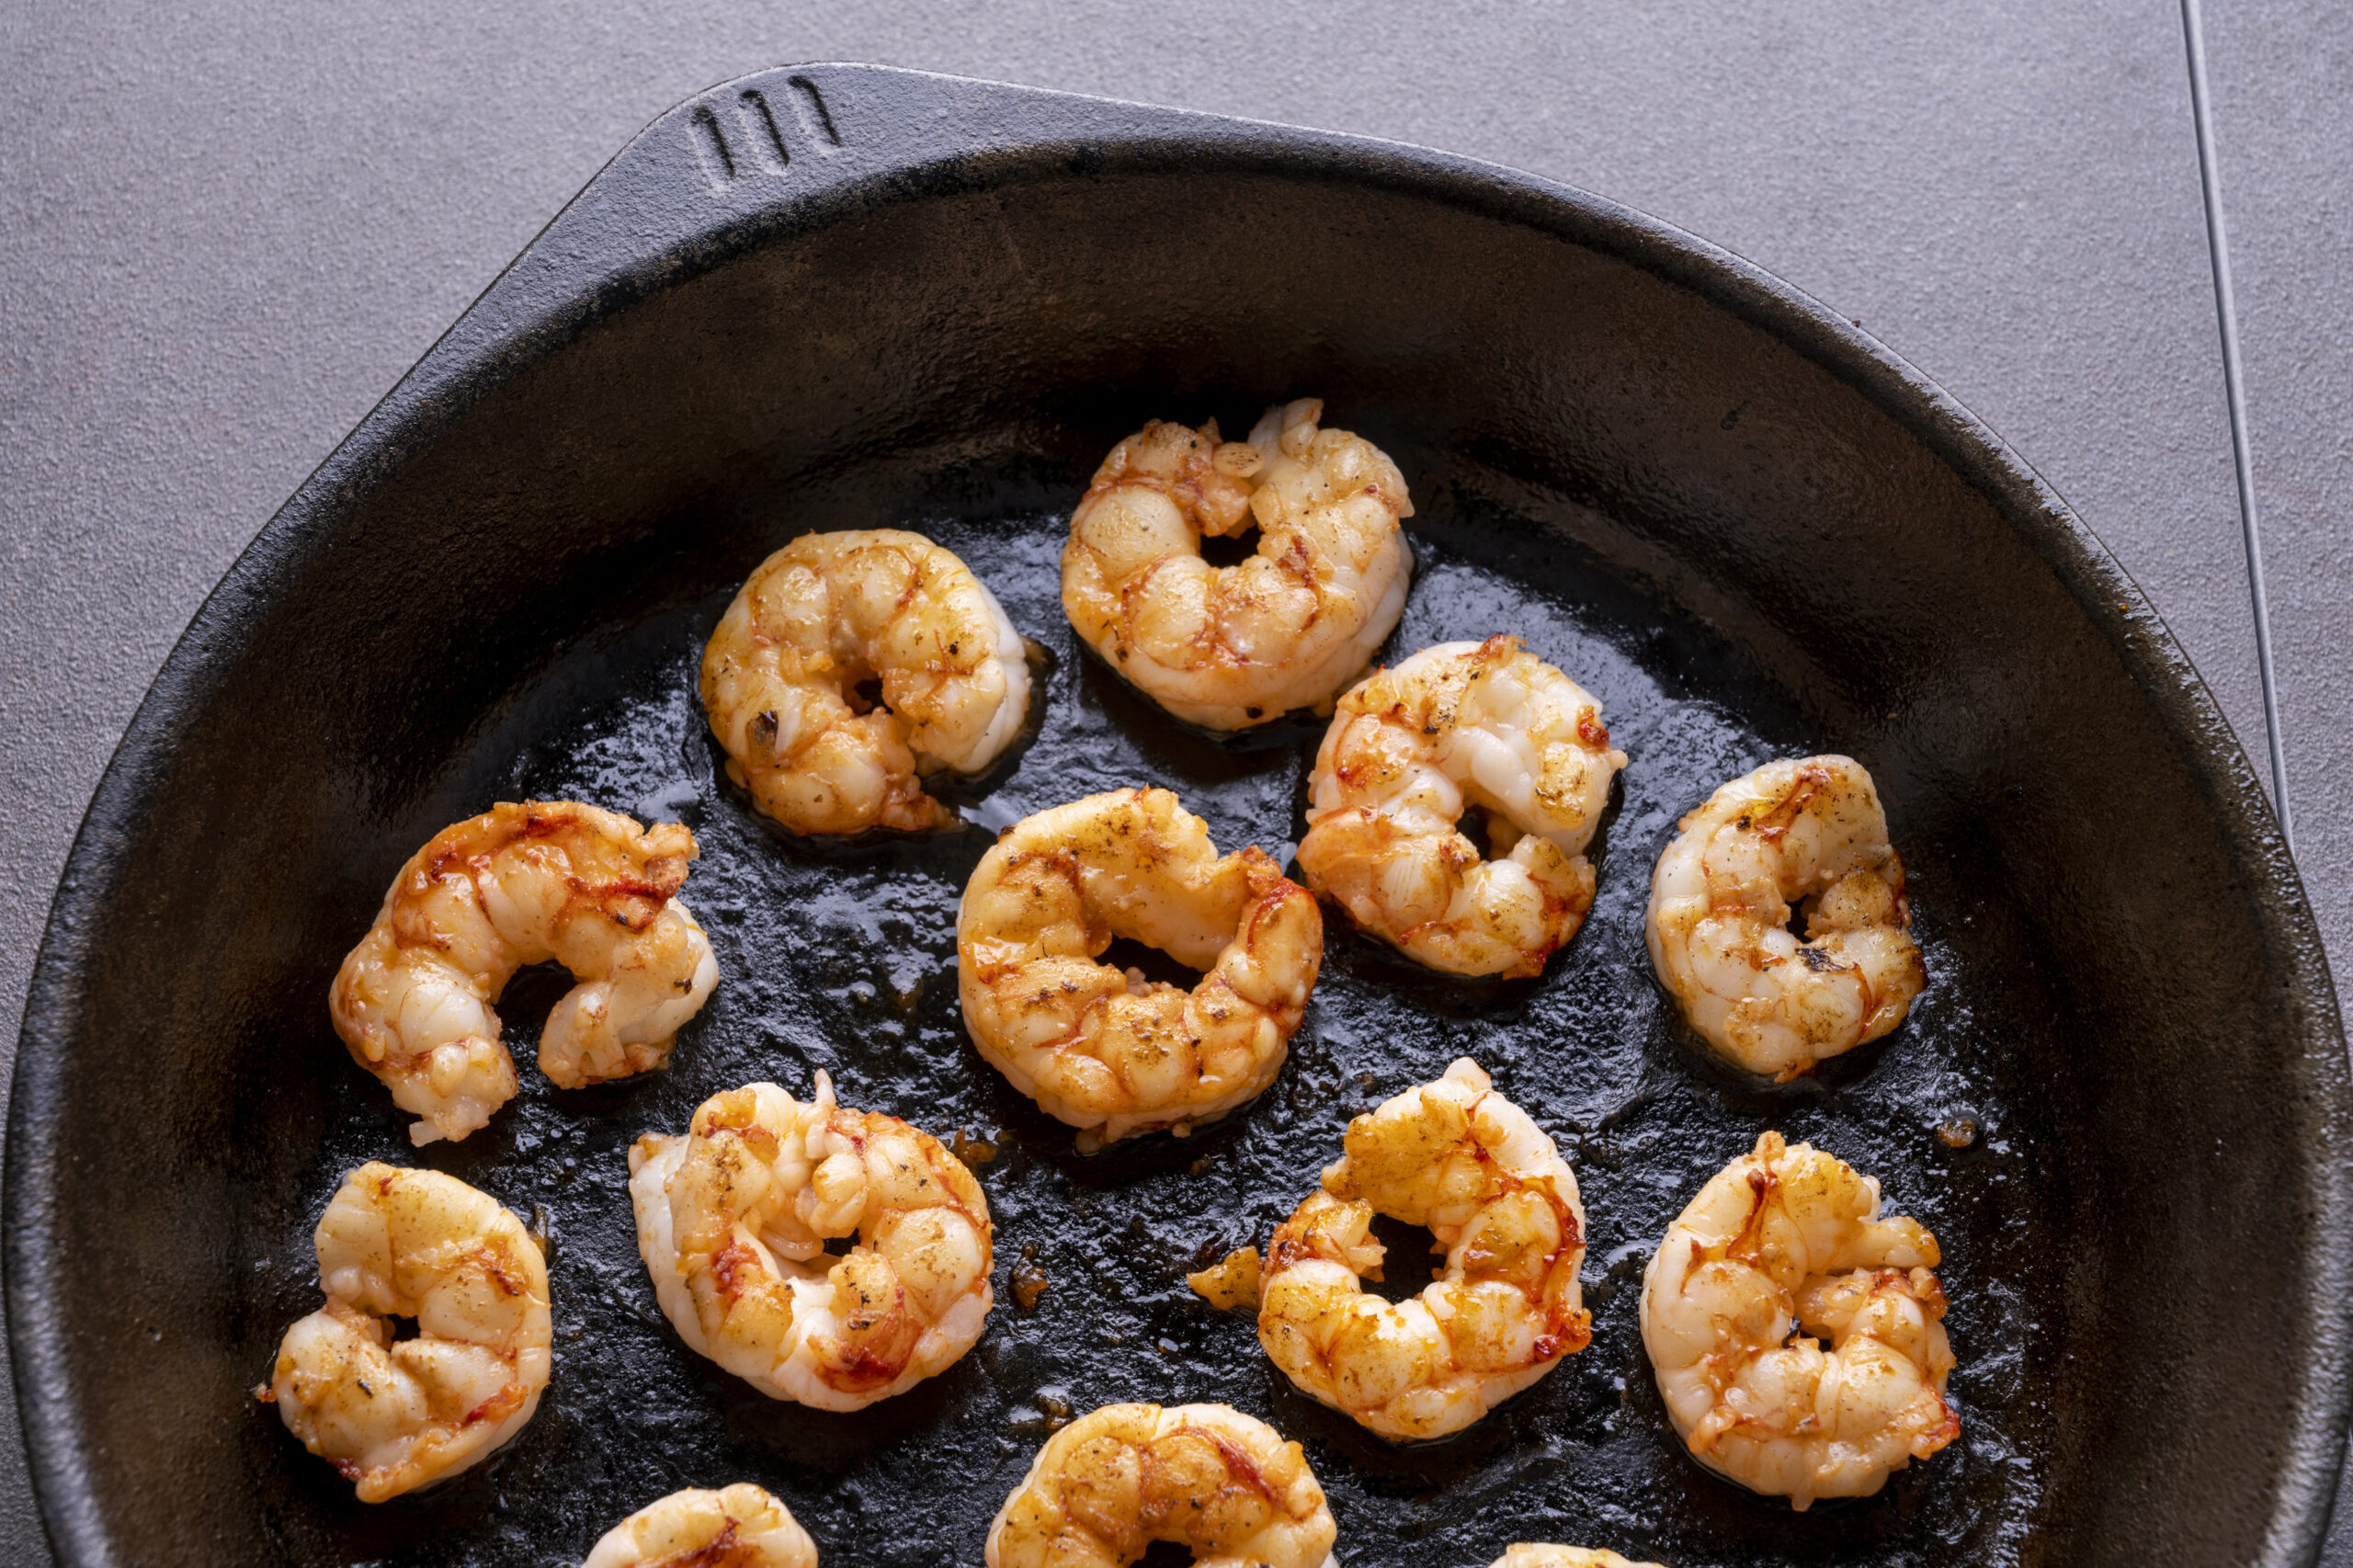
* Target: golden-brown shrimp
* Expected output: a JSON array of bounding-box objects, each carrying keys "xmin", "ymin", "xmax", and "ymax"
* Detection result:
[
  {"xmin": 1645, "ymin": 756, "xmax": 1926, "ymax": 1079},
  {"xmin": 1251, "ymin": 1058, "xmax": 1590, "ymax": 1439},
  {"xmin": 1639, "ymin": 1131, "xmax": 1959, "ymax": 1509},
  {"xmin": 627, "ymin": 1073, "xmax": 993, "ymax": 1412},
  {"xmin": 1492, "ymin": 1549, "xmax": 1667, "ymax": 1568},
  {"xmin": 1061, "ymin": 400, "xmax": 1414, "ymax": 730},
  {"xmin": 701, "ymin": 528, "xmax": 1031, "ymax": 835},
  {"xmin": 956, "ymin": 788, "xmax": 1323, "ymax": 1148},
  {"xmin": 330, "ymin": 801, "xmax": 719, "ymax": 1146},
  {"xmin": 985, "ymin": 1402, "xmax": 1337, "ymax": 1568},
  {"xmin": 584, "ymin": 1483, "xmax": 818, "ymax": 1568},
  {"xmin": 262, "ymin": 1163, "xmax": 551, "ymax": 1502},
  {"xmin": 1298, "ymin": 637, "xmax": 1628, "ymax": 978}
]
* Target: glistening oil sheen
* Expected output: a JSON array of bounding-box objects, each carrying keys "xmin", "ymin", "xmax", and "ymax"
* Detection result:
[{"xmin": 250, "ymin": 492, "xmax": 2055, "ymax": 1568}]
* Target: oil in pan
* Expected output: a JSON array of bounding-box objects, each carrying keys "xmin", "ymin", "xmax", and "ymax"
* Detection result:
[{"xmin": 254, "ymin": 496, "xmax": 2058, "ymax": 1568}]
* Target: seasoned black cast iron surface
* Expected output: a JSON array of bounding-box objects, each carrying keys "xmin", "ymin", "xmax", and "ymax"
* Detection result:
[{"xmin": 7, "ymin": 63, "xmax": 2347, "ymax": 1568}]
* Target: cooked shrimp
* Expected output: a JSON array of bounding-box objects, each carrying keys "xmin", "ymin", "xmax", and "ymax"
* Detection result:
[
  {"xmin": 1185, "ymin": 1245, "xmax": 1263, "ymax": 1312},
  {"xmin": 1298, "ymin": 637, "xmax": 1627, "ymax": 978},
  {"xmin": 1645, "ymin": 756, "xmax": 1925, "ymax": 1079},
  {"xmin": 957, "ymin": 787, "xmax": 1322, "ymax": 1148},
  {"xmin": 585, "ymin": 1483, "xmax": 818, "ymax": 1568},
  {"xmin": 1255, "ymin": 1058, "xmax": 1590, "ymax": 1439},
  {"xmin": 628, "ymin": 1073, "xmax": 992, "ymax": 1411},
  {"xmin": 262, "ymin": 1163, "xmax": 551, "ymax": 1502},
  {"xmin": 1639, "ymin": 1131, "xmax": 1958, "ymax": 1509},
  {"xmin": 1062, "ymin": 399, "xmax": 1414, "ymax": 730},
  {"xmin": 701, "ymin": 528, "xmax": 1030, "ymax": 835},
  {"xmin": 985, "ymin": 1402, "xmax": 1337, "ymax": 1568},
  {"xmin": 330, "ymin": 801, "xmax": 719, "ymax": 1146},
  {"xmin": 1493, "ymin": 1549, "xmax": 1665, "ymax": 1568}
]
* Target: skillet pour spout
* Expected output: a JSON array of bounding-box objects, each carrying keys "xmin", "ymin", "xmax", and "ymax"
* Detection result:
[{"xmin": 6, "ymin": 62, "xmax": 2347, "ymax": 1568}]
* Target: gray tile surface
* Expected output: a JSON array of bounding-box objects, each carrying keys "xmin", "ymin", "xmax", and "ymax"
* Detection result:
[
  {"xmin": 0, "ymin": 0, "xmax": 2329, "ymax": 1561},
  {"xmin": 2203, "ymin": 6, "xmax": 2353, "ymax": 984}
]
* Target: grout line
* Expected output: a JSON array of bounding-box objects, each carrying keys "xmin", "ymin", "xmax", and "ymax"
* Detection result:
[{"xmin": 2179, "ymin": 0, "xmax": 2295, "ymax": 850}]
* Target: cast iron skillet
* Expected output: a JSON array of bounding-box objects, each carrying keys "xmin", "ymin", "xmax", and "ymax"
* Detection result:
[{"xmin": 7, "ymin": 62, "xmax": 2347, "ymax": 1568}]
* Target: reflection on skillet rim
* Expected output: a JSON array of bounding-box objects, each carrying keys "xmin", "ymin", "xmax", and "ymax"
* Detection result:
[{"xmin": 7, "ymin": 62, "xmax": 2347, "ymax": 1568}]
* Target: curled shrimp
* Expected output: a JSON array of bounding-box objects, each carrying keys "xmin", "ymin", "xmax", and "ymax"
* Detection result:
[
  {"xmin": 956, "ymin": 787, "xmax": 1322, "ymax": 1148},
  {"xmin": 262, "ymin": 1163, "xmax": 551, "ymax": 1502},
  {"xmin": 585, "ymin": 1483, "xmax": 818, "ymax": 1568},
  {"xmin": 1298, "ymin": 637, "xmax": 1628, "ymax": 978},
  {"xmin": 1252, "ymin": 1058, "xmax": 1590, "ymax": 1439},
  {"xmin": 330, "ymin": 801, "xmax": 719, "ymax": 1145},
  {"xmin": 628, "ymin": 1073, "xmax": 993, "ymax": 1411},
  {"xmin": 701, "ymin": 528, "xmax": 1031, "ymax": 835},
  {"xmin": 1061, "ymin": 399, "xmax": 1414, "ymax": 730},
  {"xmin": 985, "ymin": 1402, "xmax": 1337, "ymax": 1568},
  {"xmin": 1639, "ymin": 1131, "xmax": 1959, "ymax": 1509},
  {"xmin": 1645, "ymin": 756, "xmax": 1926, "ymax": 1079},
  {"xmin": 1493, "ymin": 1550, "xmax": 1666, "ymax": 1568}
]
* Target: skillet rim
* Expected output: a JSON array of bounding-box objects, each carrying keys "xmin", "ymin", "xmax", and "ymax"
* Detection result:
[{"xmin": 6, "ymin": 61, "xmax": 2345, "ymax": 1567}]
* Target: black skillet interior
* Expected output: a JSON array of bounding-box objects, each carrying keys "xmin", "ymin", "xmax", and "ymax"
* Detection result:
[{"xmin": 7, "ymin": 63, "xmax": 2347, "ymax": 1568}]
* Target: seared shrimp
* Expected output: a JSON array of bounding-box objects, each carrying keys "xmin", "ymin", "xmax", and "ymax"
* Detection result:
[
  {"xmin": 1298, "ymin": 637, "xmax": 1627, "ymax": 978},
  {"xmin": 1494, "ymin": 1550, "xmax": 1665, "ymax": 1568},
  {"xmin": 702, "ymin": 528, "xmax": 1031, "ymax": 835},
  {"xmin": 1062, "ymin": 400, "xmax": 1414, "ymax": 730},
  {"xmin": 986, "ymin": 1402, "xmax": 1337, "ymax": 1568},
  {"xmin": 1645, "ymin": 756, "xmax": 1925, "ymax": 1079},
  {"xmin": 263, "ymin": 1164, "xmax": 551, "ymax": 1502},
  {"xmin": 331, "ymin": 801, "xmax": 719, "ymax": 1146},
  {"xmin": 957, "ymin": 788, "xmax": 1322, "ymax": 1148},
  {"xmin": 1640, "ymin": 1131, "xmax": 1958, "ymax": 1509},
  {"xmin": 1255, "ymin": 1058, "xmax": 1589, "ymax": 1439},
  {"xmin": 585, "ymin": 1483, "xmax": 818, "ymax": 1568},
  {"xmin": 628, "ymin": 1073, "xmax": 993, "ymax": 1411}
]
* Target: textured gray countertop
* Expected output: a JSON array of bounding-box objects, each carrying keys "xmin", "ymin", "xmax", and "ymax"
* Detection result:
[{"xmin": 4, "ymin": 1, "xmax": 2347, "ymax": 1562}]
